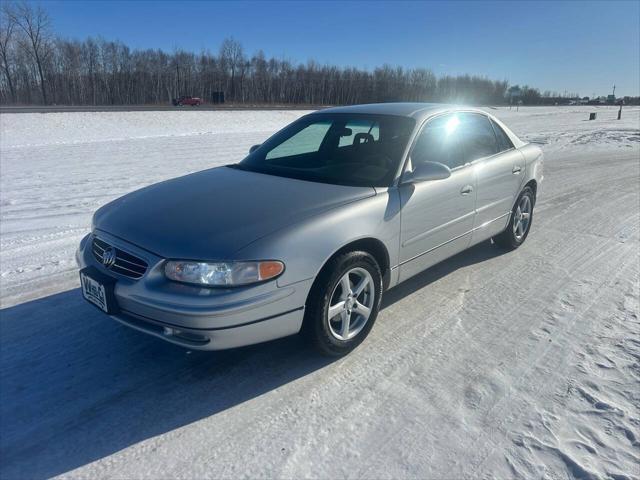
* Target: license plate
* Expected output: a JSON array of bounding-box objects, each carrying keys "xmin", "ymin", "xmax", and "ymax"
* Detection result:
[
  {"xmin": 80, "ymin": 267, "xmax": 117, "ymax": 314},
  {"xmin": 81, "ymin": 272, "xmax": 109, "ymax": 312}
]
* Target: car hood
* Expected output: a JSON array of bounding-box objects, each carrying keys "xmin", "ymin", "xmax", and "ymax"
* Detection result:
[{"xmin": 94, "ymin": 166, "xmax": 375, "ymax": 260}]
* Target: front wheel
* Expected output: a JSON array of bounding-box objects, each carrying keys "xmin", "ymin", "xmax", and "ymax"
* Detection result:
[
  {"xmin": 304, "ymin": 251, "xmax": 382, "ymax": 356},
  {"xmin": 494, "ymin": 186, "xmax": 535, "ymax": 249}
]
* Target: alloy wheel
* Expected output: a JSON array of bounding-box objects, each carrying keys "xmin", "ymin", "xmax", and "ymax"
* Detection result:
[
  {"xmin": 327, "ymin": 267, "xmax": 375, "ymax": 341},
  {"xmin": 513, "ymin": 195, "xmax": 532, "ymax": 241}
]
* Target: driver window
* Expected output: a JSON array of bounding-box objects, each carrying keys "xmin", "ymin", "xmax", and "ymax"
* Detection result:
[{"xmin": 411, "ymin": 114, "xmax": 465, "ymax": 170}]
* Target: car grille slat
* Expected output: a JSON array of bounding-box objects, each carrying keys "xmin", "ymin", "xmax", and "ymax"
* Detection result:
[
  {"xmin": 92, "ymin": 237, "xmax": 148, "ymax": 279},
  {"xmin": 111, "ymin": 263, "xmax": 145, "ymax": 276},
  {"xmin": 115, "ymin": 256, "xmax": 147, "ymax": 269},
  {"xmin": 114, "ymin": 252, "xmax": 147, "ymax": 269}
]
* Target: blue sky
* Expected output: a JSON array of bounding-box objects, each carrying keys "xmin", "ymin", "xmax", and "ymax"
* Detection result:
[{"xmin": 41, "ymin": 0, "xmax": 640, "ymax": 96}]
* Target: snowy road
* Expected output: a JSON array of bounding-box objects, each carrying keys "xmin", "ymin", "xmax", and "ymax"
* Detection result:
[{"xmin": 1, "ymin": 107, "xmax": 639, "ymax": 479}]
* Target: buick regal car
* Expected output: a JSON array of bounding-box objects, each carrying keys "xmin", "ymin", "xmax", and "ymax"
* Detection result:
[{"xmin": 77, "ymin": 103, "xmax": 543, "ymax": 356}]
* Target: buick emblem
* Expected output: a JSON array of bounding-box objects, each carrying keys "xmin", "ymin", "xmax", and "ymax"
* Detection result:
[{"xmin": 102, "ymin": 246, "xmax": 117, "ymax": 268}]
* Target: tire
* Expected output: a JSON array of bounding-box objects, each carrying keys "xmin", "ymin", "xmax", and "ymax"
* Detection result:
[
  {"xmin": 494, "ymin": 186, "xmax": 535, "ymax": 250},
  {"xmin": 304, "ymin": 251, "xmax": 382, "ymax": 356}
]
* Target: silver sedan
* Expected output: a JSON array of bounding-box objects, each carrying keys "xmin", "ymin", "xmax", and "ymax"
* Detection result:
[{"xmin": 77, "ymin": 103, "xmax": 543, "ymax": 356}]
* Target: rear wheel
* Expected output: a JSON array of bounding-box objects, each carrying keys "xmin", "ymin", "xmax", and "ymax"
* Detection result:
[
  {"xmin": 494, "ymin": 186, "xmax": 535, "ymax": 249},
  {"xmin": 304, "ymin": 251, "xmax": 382, "ymax": 356}
]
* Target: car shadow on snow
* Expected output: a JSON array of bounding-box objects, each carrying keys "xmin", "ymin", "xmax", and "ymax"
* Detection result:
[
  {"xmin": 0, "ymin": 240, "xmax": 504, "ymax": 479},
  {"xmin": 382, "ymin": 239, "xmax": 505, "ymax": 308}
]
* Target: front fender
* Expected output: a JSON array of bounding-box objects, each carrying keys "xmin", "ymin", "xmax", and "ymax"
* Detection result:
[{"xmin": 234, "ymin": 189, "xmax": 401, "ymax": 288}]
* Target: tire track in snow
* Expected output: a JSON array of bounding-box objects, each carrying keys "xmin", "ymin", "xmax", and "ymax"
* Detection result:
[{"xmin": 1, "ymin": 109, "xmax": 638, "ymax": 479}]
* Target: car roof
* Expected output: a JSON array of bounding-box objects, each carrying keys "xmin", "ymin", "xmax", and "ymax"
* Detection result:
[
  {"xmin": 316, "ymin": 102, "xmax": 488, "ymax": 122},
  {"xmin": 312, "ymin": 102, "xmax": 526, "ymax": 148}
]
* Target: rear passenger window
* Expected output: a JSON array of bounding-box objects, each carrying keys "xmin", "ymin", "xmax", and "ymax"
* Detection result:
[
  {"xmin": 411, "ymin": 114, "xmax": 466, "ymax": 170},
  {"xmin": 459, "ymin": 114, "xmax": 498, "ymax": 162},
  {"xmin": 491, "ymin": 119, "xmax": 514, "ymax": 152}
]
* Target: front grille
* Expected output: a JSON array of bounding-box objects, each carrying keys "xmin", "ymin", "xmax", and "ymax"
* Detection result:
[{"xmin": 92, "ymin": 237, "xmax": 148, "ymax": 279}]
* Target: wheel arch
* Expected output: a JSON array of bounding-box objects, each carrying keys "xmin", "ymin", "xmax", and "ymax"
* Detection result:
[
  {"xmin": 524, "ymin": 179, "xmax": 537, "ymax": 204},
  {"xmin": 301, "ymin": 236, "xmax": 390, "ymax": 336},
  {"xmin": 311, "ymin": 237, "xmax": 391, "ymax": 295}
]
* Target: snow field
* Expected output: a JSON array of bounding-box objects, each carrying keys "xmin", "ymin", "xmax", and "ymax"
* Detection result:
[{"xmin": 0, "ymin": 105, "xmax": 638, "ymax": 479}]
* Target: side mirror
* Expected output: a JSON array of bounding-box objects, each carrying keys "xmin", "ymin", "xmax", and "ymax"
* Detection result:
[
  {"xmin": 249, "ymin": 144, "xmax": 261, "ymax": 154},
  {"xmin": 405, "ymin": 161, "xmax": 451, "ymax": 183}
]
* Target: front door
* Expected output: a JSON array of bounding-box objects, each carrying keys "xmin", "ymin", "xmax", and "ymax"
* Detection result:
[{"xmin": 398, "ymin": 113, "xmax": 476, "ymax": 282}]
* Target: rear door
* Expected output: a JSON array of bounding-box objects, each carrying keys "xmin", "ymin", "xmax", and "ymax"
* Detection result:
[
  {"xmin": 459, "ymin": 113, "xmax": 524, "ymax": 241},
  {"xmin": 398, "ymin": 113, "xmax": 476, "ymax": 282}
]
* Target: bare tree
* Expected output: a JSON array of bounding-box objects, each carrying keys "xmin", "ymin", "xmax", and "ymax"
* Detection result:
[
  {"xmin": 0, "ymin": 3, "xmax": 17, "ymax": 103},
  {"xmin": 6, "ymin": 1, "xmax": 51, "ymax": 104},
  {"xmin": 219, "ymin": 37, "xmax": 244, "ymax": 101},
  {"xmin": 0, "ymin": 4, "xmax": 578, "ymax": 107}
]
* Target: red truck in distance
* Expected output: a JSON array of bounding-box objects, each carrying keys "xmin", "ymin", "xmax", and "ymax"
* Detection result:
[{"xmin": 172, "ymin": 96, "xmax": 203, "ymax": 106}]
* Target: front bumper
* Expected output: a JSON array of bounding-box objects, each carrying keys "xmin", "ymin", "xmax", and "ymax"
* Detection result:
[{"xmin": 76, "ymin": 231, "xmax": 310, "ymax": 350}]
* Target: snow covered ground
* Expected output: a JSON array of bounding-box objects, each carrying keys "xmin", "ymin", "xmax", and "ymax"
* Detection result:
[
  {"xmin": 0, "ymin": 110, "xmax": 311, "ymax": 306},
  {"xmin": 0, "ymin": 106, "xmax": 639, "ymax": 479}
]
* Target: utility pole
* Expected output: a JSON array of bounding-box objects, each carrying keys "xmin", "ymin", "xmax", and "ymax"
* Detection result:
[{"xmin": 612, "ymin": 84, "xmax": 616, "ymax": 97}]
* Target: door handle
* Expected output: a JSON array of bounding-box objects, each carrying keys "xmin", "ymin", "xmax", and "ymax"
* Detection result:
[
  {"xmin": 512, "ymin": 166, "xmax": 522, "ymax": 174},
  {"xmin": 460, "ymin": 185, "xmax": 473, "ymax": 195}
]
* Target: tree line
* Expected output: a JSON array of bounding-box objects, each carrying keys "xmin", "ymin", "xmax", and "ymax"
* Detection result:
[{"xmin": 0, "ymin": 1, "xmax": 587, "ymax": 107}]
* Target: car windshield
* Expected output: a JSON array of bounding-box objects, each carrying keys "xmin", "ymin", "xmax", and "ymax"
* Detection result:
[{"xmin": 238, "ymin": 113, "xmax": 415, "ymax": 187}]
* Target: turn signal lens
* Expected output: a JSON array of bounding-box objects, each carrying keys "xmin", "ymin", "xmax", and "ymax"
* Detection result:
[
  {"xmin": 259, "ymin": 261, "xmax": 285, "ymax": 280},
  {"xmin": 164, "ymin": 260, "xmax": 284, "ymax": 287}
]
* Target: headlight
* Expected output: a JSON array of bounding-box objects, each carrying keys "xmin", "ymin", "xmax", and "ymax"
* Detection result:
[{"xmin": 164, "ymin": 260, "xmax": 284, "ymax": 287}]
